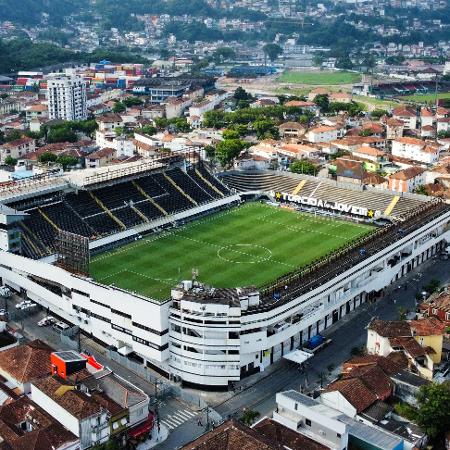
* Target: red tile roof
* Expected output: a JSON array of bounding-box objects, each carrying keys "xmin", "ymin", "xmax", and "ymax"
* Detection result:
[
  {"xmin": 368, "ymin": 320, "xmax": 411, "ymax": 337},
  {"xmin": 0, "ymin": 340, "xmax": 52, "ymax": 384}
]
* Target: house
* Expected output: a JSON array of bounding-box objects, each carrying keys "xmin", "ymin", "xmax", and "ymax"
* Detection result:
[
  {"xmin": 86, "ymin": 147, "xmax": 116, "ymax": 168},
  {"xmin": 284, "ymin": 100, "xmax": 318, "ymax": 113},
  {"xmin": 0, "ymin": 395, "xmax": 80, "ymax": 450},
  {"xmin": 366, "ymin": 318, "xmax": 445, "ymax": 380},
  {"xmin": 180, "ymin": 417, "xmax": 328, "ymax": 450},
  {"xmin": 385, "ymin": 118, "xmax": 404, "ymax": 140},
  {"xmin": 25, "ymin": 104, "xmax": 48, "ymax": 122},
  {"xmin": 165, "ymin": 97, "xmax": 192, "ymax": 119},
  {"xmin": 388, "ymin": 167, "xmax": 425, "ymax": 193},
  {"xmin": 96, "ymin": 113, "xmax": 123, "ymax": 132},
  {"xmin": 278, "ymin": 144, "xmax": 321, "ymax": 160},
  {"xmin": 329, "ymin": 92, "xmax": 352, "ymax": 104},
  {"xmin": 274, "ymin": 390, "xmax": 403, "ymax": 450},
  {"xmin": 437, "ymin": 117, "xmax": 450, "ymax": 134},
  {"xmin": 31, "ymin": 375, "xmax": 110, "ymax": 450},
  {"xmin": 420, "ymin": 125, "xmax": 435, "ymax": 138},
  {"xmin": 420, "ymin": 107, "xmax": 434, "ymax": 128},
  {"xmin": 278, "ymin": 122, "xmax": 307, "ymax": 140},
  {"xmin": 391, "ymin": 137, "xmax": 440, "ymax": 164},
  {"xmin": 335, "ymin": 159, "xmax": 364, "ymax": 184},
  {"xmin": 392, "ymin": 106, "xmax": 417, "ymax": 130},
  {"xmin": 351, "ymin": 146, "xmax": 386, "ymax": 163},
  {"xmin": 308, "ymin": 87, "xmax": 329, "ymax": 102},
  {"xmin": 0, "ymin": 339, "xmax": 52, "ymax": 394},
  {"xmin": 307, "ymin": 126, "xmax": 338, "ymax": 143},
  {"xmin": 0, "ymin": 137, "xmax": 36, "ymax": 163},
  {"xmin": 420, "ymin": 289, "xmax": 450, "ymax": 325}
]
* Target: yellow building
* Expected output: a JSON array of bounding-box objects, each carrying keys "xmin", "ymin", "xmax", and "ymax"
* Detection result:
[{"xmin": 410, "ymin": 317, "xmax": 446, "ymax": 364}]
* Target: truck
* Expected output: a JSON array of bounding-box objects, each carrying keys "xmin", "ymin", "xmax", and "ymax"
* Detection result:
[{"xmin": 302, "ymin": 334, "xmax": 332, "ymax": 354}]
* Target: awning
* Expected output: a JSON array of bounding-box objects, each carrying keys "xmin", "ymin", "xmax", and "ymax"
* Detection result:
[
  {"xmin": 283, "ymin": 349, "xmax": 313, "ymax": 365},
  {"xmin": 128, "ymin": 415, "xmax": 154, "ymax": 439}
]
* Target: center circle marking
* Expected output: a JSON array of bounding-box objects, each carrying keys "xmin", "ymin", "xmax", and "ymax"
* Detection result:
[{"xmin": 217, "ymin": 244, "xmax": 273, "ymax": 264}]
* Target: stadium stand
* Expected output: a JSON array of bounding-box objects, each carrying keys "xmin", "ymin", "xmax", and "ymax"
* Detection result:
[
  {"xmin": 219, "ymin": 171, "xmax": 423, "ymax": 219},
  {"xmin": 8, "ymin": 165, "xmax": 230, "ymax": 259}
]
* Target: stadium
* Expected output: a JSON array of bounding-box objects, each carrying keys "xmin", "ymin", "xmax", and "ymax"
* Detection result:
[{"xmin": 0, "ymin": 154, "xmax": 449, "ymax": 387}]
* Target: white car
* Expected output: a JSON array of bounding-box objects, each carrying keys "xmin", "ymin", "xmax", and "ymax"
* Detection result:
[
  {"xmin": 15, "ymin": 300, "xmax": 34, "ymax": 310},
  {"xmin": 38, "ymin": 316, "xmax": 56, "ymax": 327}
]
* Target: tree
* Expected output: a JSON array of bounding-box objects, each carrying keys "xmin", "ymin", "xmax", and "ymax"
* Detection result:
[
  {"xmin": 222, "ymin": 129, "xmax": 240, "ymax": 140},
  {"xmin": 122, "ymin": 96, "xmax": 143, "ymax": 107},
  {"xmin": 371, "ymin": 109, "xmax": 389, "ymax": 120},
  {"xmin": 233, "ymin": 87, "xmax": 252, "ymax": 102},
  {"xmin": 140, "ymin": 125, "xmax": 157, "ymax": 136},
  {"xmin": 4, "ymin": 156, "xmax": 17, "ymax": 166},
  {"xmin": 38, "ymin": 152, "xmax": 58, "ymax": 164},
  {"xmin": 4, "ymin": 130, "xmax": 22, "ymax": 142},
  {"xmin": 240, "ymin": 409, "xmax": 260, "ymax": 426},
  {"xmin": 415, "ymin": 383, "xmax": 450, "ymax": 443},
  {"xmin": 313, "ymin": 94, "xmax": 330, "ymax": 112},
  {"xmin": 204, "ymin": 144, "xmax": 216, "ymax": 159},
  {"xmin": 253, "ymin": 119, "xmax": 278, "ymax": 139},
  {"xmin": 290, "ymin": 160, "xmax": 318, "ymax": 175},
  {"xmin": 262, "ymin": 43, "xmax": 283, "ymax": 63},
  {"xmin": 112, "ymin": 101, "xmax": 126, "ymax": 113},
  {"xmin": 57, "ymin": 155, "xmax": 78, "ymax": 170},
  {"xmin": 47, "ymin": 127, "xmax": 77, "ymax": 143},
  {"xmin": 213, "ymin": 47, "xmax": 236, "ymax": 63},
  {"xmin": 413, "ymin": 184, "xmax": 428, "ymax": 196},
  {"xmin": 215, "ymin": 139, "xmax": 245, "ymax": 166}
]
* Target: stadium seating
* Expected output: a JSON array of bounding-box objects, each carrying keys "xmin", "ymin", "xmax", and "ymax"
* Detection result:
[
  {"xmin": 219, "ymin": 171, "xmax": 424, "ymax": 220},
  {"xmin": 9, "ymin": 164, "xmax": 231, "ymax": 259},
  {"xmin": 168, "ymin": 168, "xmax": 214, "ymax": 204},
  {"xmin": 196, "ymin": 166, "xmax": 230, "ymax": 196},
  {"xmin": 42, "ymin": 202, "xmax": 93, "ymax": 238}
]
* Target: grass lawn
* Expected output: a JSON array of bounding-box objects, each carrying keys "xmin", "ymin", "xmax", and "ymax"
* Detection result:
[
  {"xmin": 353, "ymin": 95, "xmax": 401, "ymax": 111},
  {"xmin": 90, "ymin": 203, "xmax": 373, "ymax": 300},
  {"xmin": 277, "ymin": 70, "xmax": 361, "ymax": 85},
  {"xmin": 399, "ymin": 92, "xmax": 450, "ymax": 105}
]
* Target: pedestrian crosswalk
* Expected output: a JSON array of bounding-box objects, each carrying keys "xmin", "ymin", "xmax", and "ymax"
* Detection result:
[{"xmin": 160, "ymin": 409, "xmax": 197, "ymax": 430}]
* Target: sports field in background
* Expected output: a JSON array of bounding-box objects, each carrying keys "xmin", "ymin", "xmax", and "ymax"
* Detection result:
[
  {"xmin": 399, "ymin": 92, "xmax": 450, "ymax": 105},
  {"xmin": 90, "ymin": 203, "xmax": 374, "ymax": 300},
  {"xmin": 277, "ymin": 70, "xmax": 361, "ymax": 85}
]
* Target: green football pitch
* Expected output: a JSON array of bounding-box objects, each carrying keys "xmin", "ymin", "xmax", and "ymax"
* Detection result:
[{"xmin": 90, "ymin": 203, "xmax": 374, "ymax": 301}]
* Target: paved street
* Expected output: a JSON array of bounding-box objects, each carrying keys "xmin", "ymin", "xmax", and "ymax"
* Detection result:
[{"xmin": 4, "ymin": 256, "xmax": 449, "ymax": 450}]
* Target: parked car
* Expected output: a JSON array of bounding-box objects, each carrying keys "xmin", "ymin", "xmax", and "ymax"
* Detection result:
[
  {"xmin": 38, "ymin": 316, "xmax": 56, "ymax": 327},
  {"xmin": 53, "ymin": 321, "xmax": 70, "ymax": 332},
  {"xmin": 15, "ymin": 300, "xmax": 33, "ymax": 309}
]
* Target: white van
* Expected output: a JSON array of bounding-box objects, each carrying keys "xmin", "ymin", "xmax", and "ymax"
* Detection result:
[{"xmin": 53, "ymin": 322, "xmax": 70, "ymax": 332}]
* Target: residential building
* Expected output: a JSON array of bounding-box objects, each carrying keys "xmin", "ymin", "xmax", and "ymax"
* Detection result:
[
  {"xmin": 32, "ymin": 374, "xmax": 111, "ymax": 450},
  {"xmin": 420, "ymin": 289, "xmax": 450, "ymax": 325},
  {"xmin": 86, "ymin": 147, "xmax": 117, "ymax": 168},
  {"xmin": 274, "ymin": 390, "xmax": 404, "ymax": 450},
  {"xmin": 0, "ymin": 339, "xmax": 53, "ymax": 394},
  {"xmin": 278, "ymin": 122, "xmax": 307, "ymax": 140},
  {"xmin": 392, "ymin": 107, "xmax": 417, "ymax": 130},
  {"xmin": 47, "ymin": 76, "xmax": 87, "ymax": 121},
  {"xmin": 329, "ymin": 92, "xmax": 352, "ymax": 104},
  {"xmin": 307, "ymin": 126, "xmax": 338, "ymax": 143},
  {"xmin": 366, "ymin": 318, "xmax": 445, "ymax": 379},
  {"xmin": 0, "ymin": 137, "xmax": 36, "ymax": 163},
  {"xmin": 388, "ymin": 167, "xmax": 425, "ymax": 193},
  {"xmin": 391, "ymin": 137, "xmax": 440, "ymax": 164},
  {"xmin": 0, "ymin": 395, "xmax": 80, "ymax": 450},
  {"xmin": 385, "ymin": 118, "xmax": 404, "ymax": 140}
]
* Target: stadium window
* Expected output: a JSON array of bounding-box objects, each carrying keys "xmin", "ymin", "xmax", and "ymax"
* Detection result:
[
  {"xmin": 91, "ymin": 299, "xmax": 109, "ymax": 309},
  {"xmin": 111, "ymin": 309, "xmax": 131, "ymax": 319},
  {"xmin": 305, "ymin": 419, "xmax": 311, "ymax": 427},
  {"xmin": 72, "ymin": 289, "xmax": 89, "ymax": 297},
  {"xmin": 112, "ymin": 324, "xmax": 132, "ymax": 335},
  {"xmin": 229, "ymin": 332, "xmax": 239, "ymax": 339},
  {"xmin": 132, "ymin": 322, "xmax": 168, "ymax": 336}
]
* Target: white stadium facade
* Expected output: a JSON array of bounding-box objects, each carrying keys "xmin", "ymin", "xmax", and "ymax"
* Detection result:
[{"xmin": 0, "ymin": 161, "xmax": 449, "ymax": 388}]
